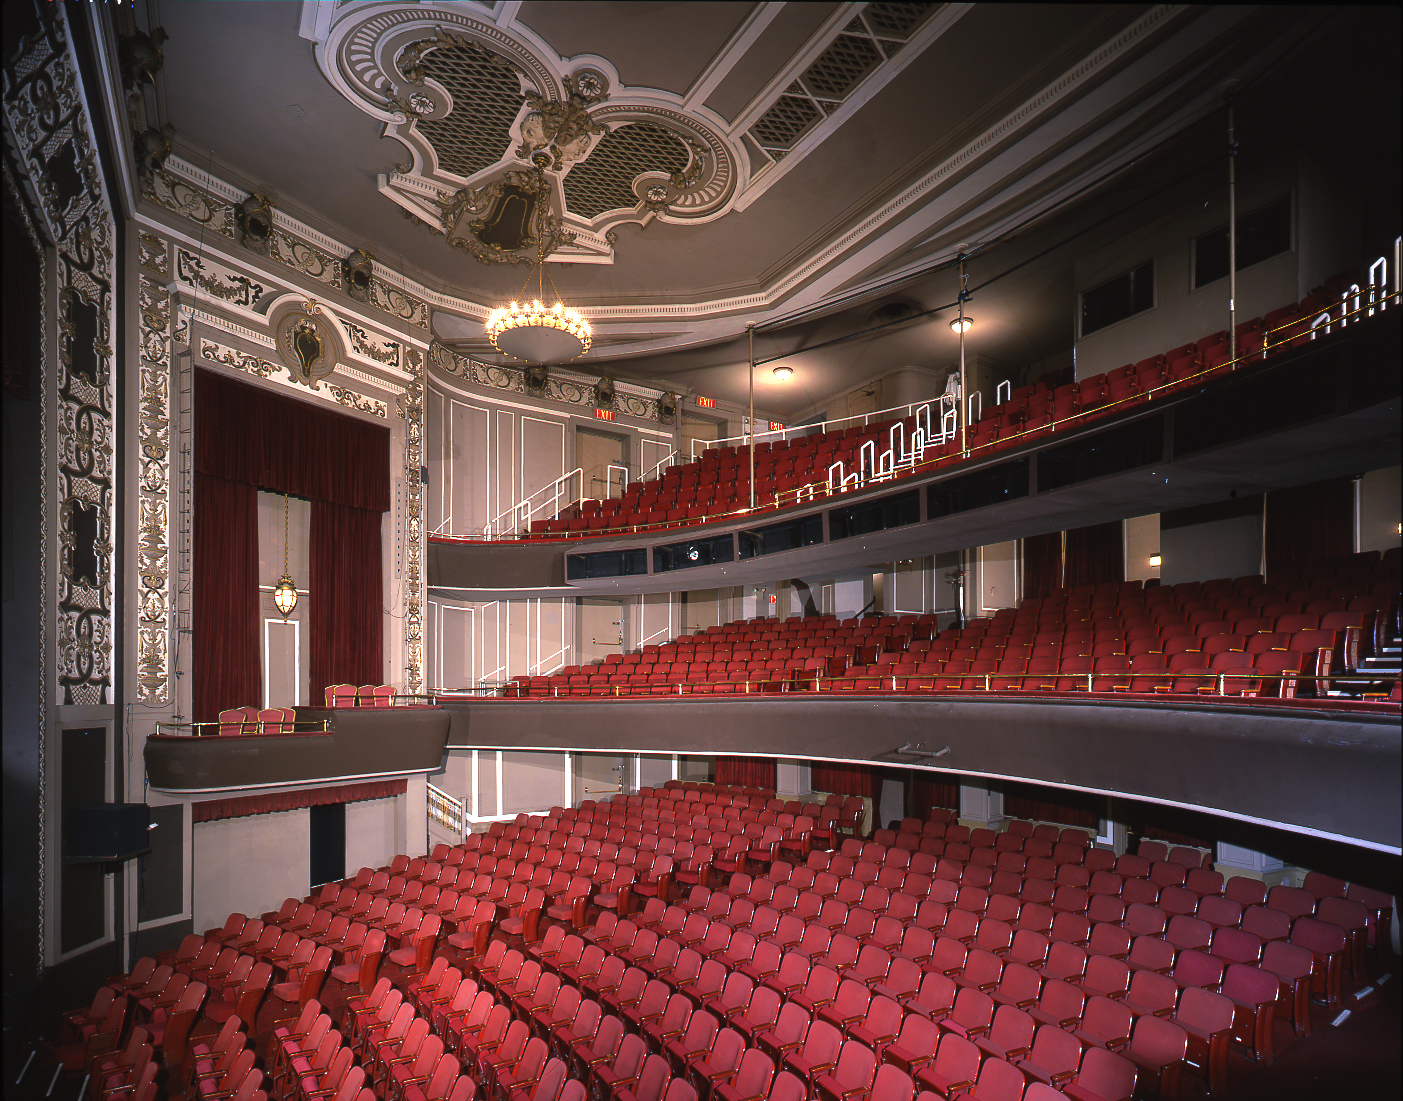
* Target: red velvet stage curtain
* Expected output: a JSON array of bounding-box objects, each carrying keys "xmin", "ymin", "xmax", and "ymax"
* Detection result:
[
  {"xmin": 193, "ymin": 473, "xmax": 260, "ymax": 724},
  {"xmin": 811, "ymin": 762, "xmax": 874, "ymax": 798},
  {"xmin": 714, "ymin": 757, "xmax": 777, "ymax": 789},
  {"xmin": 1002, "ymin": 781, "xmax": 1102, "ymax": 829},
  {"xmin": 910, "ymin": 773, "xmax": 959, "ymax": 820},
  {"xmin": 311, "ymin": 499, "xmax": 384, "ymax": 692},
  {"xmin": 1022, "ymin": 532, "xmax": 1062, "ymax": 599},
  {"xmin": 1064, "ymin": 520, "xmax": 1123, "ymax": 589},
  {"xmin": 1264, "ymin": 477, "xmax": 1352, "ymax": 575},
  {"xmin": 195, "ymin": 368, "xmax": 390, "ymax": 511},
  {"xmin": 192, "ymin": 778, "xmax": 406, "ymax": 823}
]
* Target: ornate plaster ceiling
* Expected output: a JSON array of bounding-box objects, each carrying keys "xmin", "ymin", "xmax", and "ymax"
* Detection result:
[{"xmin": 149, "ymin": 2, "xmax": 1354, "ymax": 396}]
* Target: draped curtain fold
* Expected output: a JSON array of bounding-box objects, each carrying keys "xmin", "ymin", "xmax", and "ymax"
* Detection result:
[
  {"xmin": 194, "ymin": 368, "xmax": 389, "ymax": 718},
  {"xmin": 193, "ymin": 473, "xmax": 260, "ymax": 724},
  {"xmin": 811, "ymin": 762, "xmax": 874, "ymax": 798},
  {"xmin": 1064, "ymin": 520, "xmax": 1124, "ymax": 589},
  {"xmin": 1265, "ymin": 477, "xmax": 1352, "ymax": 574},
  {"xmin": 1022, "ymin": 532, "xmax": 1062, "ymax": 599},
  {"xmin": 192, "ymin": 778, "xmax": 406, "ymax": 823},
  {"xmin": 714, "ymin": 757, "xmax": 777, "ymax": 789},
  {"xmin": 310, "ymin": 499, "xmax": 384, "ymax": 693},
  {"xmin": 910, "ymin": 773, "xmax": 960, "ymax": 820},
  {"xmin": 1002, "ymin": 781, "xmax": 1102, "ymax": 828},
  {"xmin": 194, "ymin": 368, "xmax": 390, "ymax": 510}
]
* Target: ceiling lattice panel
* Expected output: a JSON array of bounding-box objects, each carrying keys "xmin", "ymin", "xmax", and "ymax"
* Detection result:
[
  {"xmin": 801, "ymin": 27, "xmax": 883, "ymax": 99},
  {"xmin": 562, "ymin": 122, "xmax": 691, "ymax": 219},
  {"xmin": 415, "ymin": 42, "xmax": 525, "ymax": 179},
  {"xmin": 748, "ymin": 2, "xmax": 938, "ymax": 154},
  {"xmin": 863, "ymin": 2, "xmax": 939, "ymax": 40}
]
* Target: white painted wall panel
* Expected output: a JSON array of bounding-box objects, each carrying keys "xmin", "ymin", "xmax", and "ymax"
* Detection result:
[
  {"xmin": 345, "ymin": 797, "xmax": 399, "ymax": 876},
  {"xmin": 193, "ymin": 809, "xmax": 309, "ymax": 934}
]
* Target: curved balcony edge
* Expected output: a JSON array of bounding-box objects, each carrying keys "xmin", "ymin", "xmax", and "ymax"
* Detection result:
[{"xmin": 440, "ymin": 696, "xmax": 1401, "ymax": 854}]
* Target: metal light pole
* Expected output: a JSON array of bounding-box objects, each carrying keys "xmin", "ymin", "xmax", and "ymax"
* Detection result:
[
  {"xmin": 748, "ymin": 325, "xmax": 756, "ymax": 510},
  {"xmin": 1226, "ymin": 86, "xmax": 1239, "ymax": 365},
  {"xmin": 958, "ymin": 252, "xmax": 969, "ymax": 455}
]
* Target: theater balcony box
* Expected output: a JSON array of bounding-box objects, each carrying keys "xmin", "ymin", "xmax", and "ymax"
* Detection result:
[{"xmin": 144, "ymin": 706, "xmax": 451, "ymax": 793}]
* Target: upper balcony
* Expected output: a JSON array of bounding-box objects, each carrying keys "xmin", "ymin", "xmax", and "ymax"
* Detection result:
[{"xmin": 429, "ymin": 283, "xmax": 1400, "ymax": 598}]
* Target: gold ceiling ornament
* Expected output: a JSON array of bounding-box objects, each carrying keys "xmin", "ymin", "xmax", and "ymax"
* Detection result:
[
  {"xmin": 516, "ymin": 70, "xmax": 610, "ymax": 170},
  {"xmin": 486, "ymin": 233, "xmax": 591, "ymax": 363},
  {"xmin": 437, "ymin": 167, "xmax": 577, "ymax": 267}
]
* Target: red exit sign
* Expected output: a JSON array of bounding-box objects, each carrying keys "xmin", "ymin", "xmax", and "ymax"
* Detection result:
[
  {"xmin": 769, "ymin": 421, "xmax": 784, "ymax": 432},
  {"xmin": 695, "ymin": 395, "xmax": 716, "ymax": 408},
  {"xmin": 593, "ymin": 408, "xmax": 616, "ymax": 421}
]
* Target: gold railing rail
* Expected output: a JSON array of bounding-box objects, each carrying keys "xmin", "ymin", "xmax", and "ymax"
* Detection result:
[
  {"xmin": 500, "ymin": 668, "xmax": 1394, "ymax": 701},
  {"xmin": 153, "ymin": 718, "xmax": 332, "ymax": 738},
  {"xmin": 427, "ymin": 782, "xmax": 465, "ymax": 836}
]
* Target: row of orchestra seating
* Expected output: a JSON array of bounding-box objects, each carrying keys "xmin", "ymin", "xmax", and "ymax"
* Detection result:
[
  {"xmin": 504, "ymin": 554, "xmax": 1399, "ymax": 702},
  {"xmin": 512, "ymin": 265, "xmax": 1395, "ymax": 541},
  {"xmin": 71, "ymin": 788, "xmax": 1392, "ymax": 1101}
]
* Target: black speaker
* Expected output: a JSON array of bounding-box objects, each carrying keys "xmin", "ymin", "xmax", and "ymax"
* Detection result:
[{"xmin": 65, "ymin": 803, "xmax": 151, "ymax": 862}]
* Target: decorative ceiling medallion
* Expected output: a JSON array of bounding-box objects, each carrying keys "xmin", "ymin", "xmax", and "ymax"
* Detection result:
[
  {"xmin": 272, "ymin": 299, "xmax": 340, "ymax": 388},
  {"xmin": 436, "ymin": 166, "xmax": 575, "ymax": 267},
  {"xmin": 316, "ymin": 4, "xmax": 743, "ymax": 265}
]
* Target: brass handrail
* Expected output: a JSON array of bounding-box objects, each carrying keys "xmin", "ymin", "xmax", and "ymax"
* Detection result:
[
  {"xmin": 509, "ymin": 667, "xmax": 1393, "ymax": 700},
  {"xmin": 154, "ymin": 718, "xmax": 332, "ymax": 738}
]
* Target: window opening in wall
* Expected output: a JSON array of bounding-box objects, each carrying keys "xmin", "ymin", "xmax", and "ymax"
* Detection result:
[
  {"xmin": 1193, "ymin": 195, "xmax": 1292, "ymax": 288},
  {"xmin": 567, "ymin": 548, "xmax": 648, "ymax": 580},
  {"xmin": 654, "ymin": 534, "xmax": 734, "ymax": 572},
  {"xmin": 1080, "ymin": 260, "xmax": 1154, "ymax": 336},
  {"xmin": 829, "ymin": 489, "xmax": 920, "ymax": 540},
  {"xmin": 738, "ymin": 514, "xmax": 824, "ymax": 559}
]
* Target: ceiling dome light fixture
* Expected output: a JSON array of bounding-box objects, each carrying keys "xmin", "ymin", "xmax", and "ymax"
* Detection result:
[
  {"xmin": 486, "ymin": 236, "xmax": 592, "ymax": 363},
  {"xmin": 772, "ymin": 365, "xmax": 794, "ymax": 380},
  {"xmin": 949, "ymin": 316, "xmax": 973, "ymax": 333}
]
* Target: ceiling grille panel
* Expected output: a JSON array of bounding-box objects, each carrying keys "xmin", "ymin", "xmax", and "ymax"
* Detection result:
[
  {"xmin": 415, "ymin": 43, "xmax": 524, "ymax": 179},
  {"xmin": 750, "ymin": 94, "xmax": 823, "ymax": 150},
  {"xmin": 863, "ymin": 2, "xmax": 938, "ymax": 40},
  {"xmin": 800, "ymin": 33, "xmax": 883, "ymax": 99},
  {"xmin": 562, "ymin": 122, "xmax": 690, "ymax": 218}
]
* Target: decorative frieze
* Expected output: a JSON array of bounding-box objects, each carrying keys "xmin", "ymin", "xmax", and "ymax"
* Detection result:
[
  {"xmin": 198, "ymin": 337, "xmax": 389, "ymax": 418},
  {"xmin": 136, "ymin": 266, "xmax": 172, "ymax": 702},
  {"xmin": 403, "ymin": 346, "xmax": 425, "ymax": 694},
  {"xmin": 347, "ymin": 322, "xmax": 401, "ymax": 367},
  {"xmin": 175, "ymin": 247, "xmax": 267, "ymax": 306},
  {"xmin": 430, "ymin": 340, "xmax": 662, "ymax": 421}
]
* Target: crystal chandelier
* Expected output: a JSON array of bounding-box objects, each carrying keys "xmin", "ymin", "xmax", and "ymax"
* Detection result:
[{"xmin": 486, "ymin": 238, "xmax": 591, "ymax": 363}]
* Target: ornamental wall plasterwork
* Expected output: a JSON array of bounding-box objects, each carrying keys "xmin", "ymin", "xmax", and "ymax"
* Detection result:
[
  {"xmin": 137, "ymin": 239, "xmax": 173, "ymax": 704},
  {"xmin": 429, "ymin": 341, "xmax": 665, "ymax": 423},
  {"xmin": 314, "ymin": 3, "xmax": 744, "ymax": 266},
  {"xmin": 3, "ymin": 1, "xmax": 118, "ymax": 710},
  {"xmin": 136, "ymin": 162, "xmax": 430, "ymax": 694}
]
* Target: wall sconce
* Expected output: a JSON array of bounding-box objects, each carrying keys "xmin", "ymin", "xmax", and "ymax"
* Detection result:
[
  {"xmin": 772, "ymin": 366, "xmax": 794, "ymax": 380},
  {"xmin": 950, "ymin": 316, "xmax": 973, "ymax": 333},
  {"xmin": 1149, "ymin": 554, "xmax": 1162, "ymax": 567}
]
